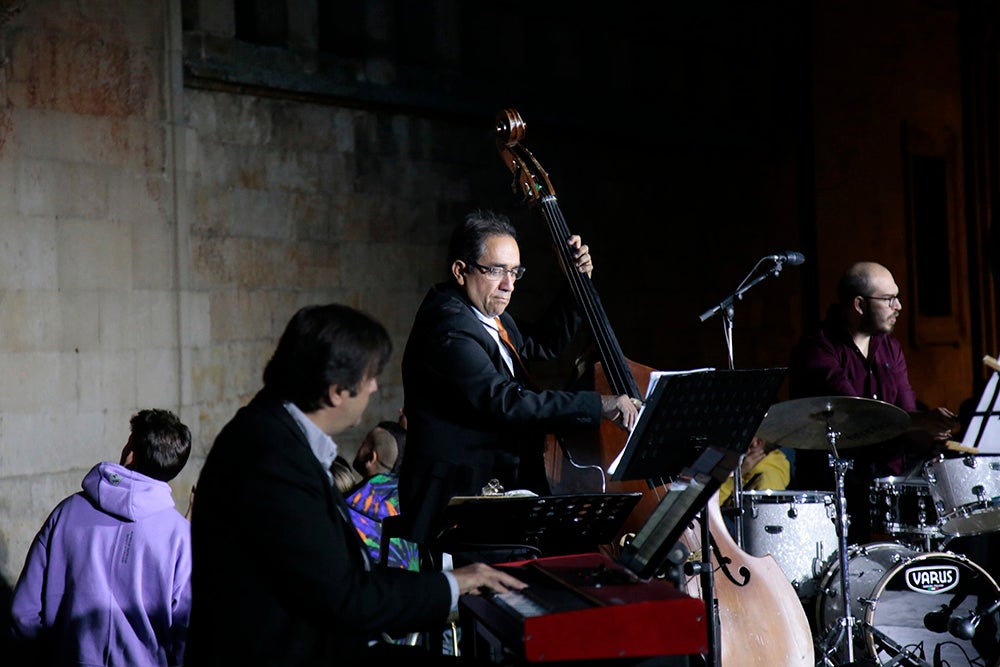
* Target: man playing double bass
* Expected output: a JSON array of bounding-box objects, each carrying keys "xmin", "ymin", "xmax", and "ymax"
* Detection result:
[{"xmin": 397, "ymin": 209, "xmax": 640, "ymax": 552}]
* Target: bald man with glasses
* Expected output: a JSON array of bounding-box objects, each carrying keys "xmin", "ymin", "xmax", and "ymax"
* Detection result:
[{"xmin": 787, "ymin": 260, "xmax": 959, "ymax": 544}]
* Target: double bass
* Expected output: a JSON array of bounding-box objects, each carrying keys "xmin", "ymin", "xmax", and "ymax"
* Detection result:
[{"xmin": 494, "ymin": 109, "xmax": 813, "ymax": 667}]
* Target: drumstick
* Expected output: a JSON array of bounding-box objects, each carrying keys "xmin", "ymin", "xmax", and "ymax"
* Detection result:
[
  {"xmin": 945, "ymin": 440, "xmax": 982, "ymax": 455},
  {"xmin": 983, "ymin": 355, "xmax": 1000, "ymax": 373}
]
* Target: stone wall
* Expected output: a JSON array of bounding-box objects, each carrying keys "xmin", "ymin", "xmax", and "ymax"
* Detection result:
[
  {"xmin": 0, "ymin": 0, "xmax": 515, "ymax": 585},
  {"xmin": 0, "ymin": 0, "xmax": 188, "ymax": 585}
]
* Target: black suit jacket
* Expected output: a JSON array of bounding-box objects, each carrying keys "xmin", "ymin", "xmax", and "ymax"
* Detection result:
[
  {"xmin": 184, "ymin": 391, "xmax": 452, "ymax": 666},
  {"xmin": 398, "ymin": 282, "xmax": 603, "ymax": 544}
]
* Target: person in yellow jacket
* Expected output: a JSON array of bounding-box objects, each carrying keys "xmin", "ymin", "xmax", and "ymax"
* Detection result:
[{"xmin": 719, "ymin": 435, "xmax": 790, "ymax": 507}]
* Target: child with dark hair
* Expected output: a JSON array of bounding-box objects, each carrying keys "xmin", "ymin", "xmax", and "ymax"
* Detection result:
[{"xmin": 346, "ymin": 420, "xmax": 418, "ymax": 571}]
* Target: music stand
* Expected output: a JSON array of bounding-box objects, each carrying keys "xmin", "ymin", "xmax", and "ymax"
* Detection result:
[
  {"xmin": 432, "ymin": 492, "xmax": 643, "ymax": 557},
  {"xmin": 611, "ymin": 367, "xmax": 788, "ymax": 667},
  {"xmin": 961, "ymin": 369, "xmax": 1000, "ymax": 453},
  {"xmin": 612, "ymin": 368, "xmax": 788, "ymax": 482}
]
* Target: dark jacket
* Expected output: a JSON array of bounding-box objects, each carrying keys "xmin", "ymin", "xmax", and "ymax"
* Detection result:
[
  {"xmin": 184, "ymin": 391, "xmax": 452, "ymax": 667},
  {"xmin": 398, "ymin": 282, "xmax": 603, "ymax": 544}
]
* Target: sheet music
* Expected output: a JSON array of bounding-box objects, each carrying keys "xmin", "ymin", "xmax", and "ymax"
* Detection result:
[
  {"xmin": 961, "ymin": 370, "xmax": 1000, "ymax": 454},
  {"xmin": 607, "ymin": 367, "xmax": 715, "ymax": 476}
]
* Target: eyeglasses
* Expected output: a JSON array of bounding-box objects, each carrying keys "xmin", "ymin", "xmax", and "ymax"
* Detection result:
[
  {"xmin": 466, "ymin": 260, "xmax": 526, "ymax": 281},
  {"xmin": 861, "ymin": 295, "xmax": 901, "ymax": 307}
]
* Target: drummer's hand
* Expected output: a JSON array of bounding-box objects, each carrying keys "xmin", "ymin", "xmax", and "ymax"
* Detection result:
[{"xmin": 911, "ymin": 407, "xmax": 959, "ymax": 442}]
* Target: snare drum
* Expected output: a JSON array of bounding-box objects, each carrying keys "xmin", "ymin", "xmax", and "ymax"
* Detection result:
[
  {"xmin": 869, "ymin": 476, "xmax": 943, "ymax": 543},
  {"xmin": 924, "ymin": 455, "xmax": 1000, "ymax": 536},
  {"xmin": 815, "ymin": 542, "xmax": 1000, "ymax": 666},
  {"xmin": 740, "ymin": 490, "xmax": 836, "ymax": 599}
]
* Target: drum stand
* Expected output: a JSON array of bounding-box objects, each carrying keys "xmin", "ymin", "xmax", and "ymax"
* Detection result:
[{"xmin": 813, "ymin": 418, "xmax": 864, "ymax": 667}]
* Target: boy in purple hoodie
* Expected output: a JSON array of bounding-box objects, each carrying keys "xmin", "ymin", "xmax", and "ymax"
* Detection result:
[{"xmin": 10, "ymin": 409, "xmax": 192, "ymax": 666}]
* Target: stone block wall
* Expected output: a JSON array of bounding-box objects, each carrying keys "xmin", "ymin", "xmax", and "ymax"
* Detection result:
[
  {"xmin": 0, "ymin": 0, "xmax": 189, "ymax": 585},
  {"xmin": 0, "ymin": 0, "xmax": 516, "ymax": 587},
  {"xmin": 0, "ymin": 2, "xmax": 324, "ymax": 584}
]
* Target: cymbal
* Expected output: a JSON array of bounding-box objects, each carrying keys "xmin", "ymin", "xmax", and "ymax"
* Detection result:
[{"xmin": 755, "ymin": 396, "xmax": 911, "ymax": 450}]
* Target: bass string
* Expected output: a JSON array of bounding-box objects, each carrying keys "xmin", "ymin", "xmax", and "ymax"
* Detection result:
[{"xmin": 538, "ymin": 196, "xmax": 639, "ymax": 399}]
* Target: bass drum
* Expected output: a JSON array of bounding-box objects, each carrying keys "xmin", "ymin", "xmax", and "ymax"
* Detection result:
[{"xmin": 815, "ymin": 542, "xmax": 1000, "ymax": 667}]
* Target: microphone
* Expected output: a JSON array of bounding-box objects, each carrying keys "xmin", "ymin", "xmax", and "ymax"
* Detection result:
[
  {"xmin": 949, "ymin": 611, "xmax": 979, "ymax": 640},
  {"xmin": 949, "ymin": 597, "xmax": 1000, "ymax": 640},
  {"xmin": 697, "ymin": 250, "xmax": 804, "ymax": 323},
  {"xmin": 766, "ymin": 251, "xmax": 805, "ymax": 266}
]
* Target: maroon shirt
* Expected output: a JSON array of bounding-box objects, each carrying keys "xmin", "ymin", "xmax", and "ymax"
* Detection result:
[
  {"xmin": 789, "ymin": 311, "xmax": 917, "ymax": 412},
  {"xmin": 788, "ymin": 308, "xmax": 918, "ymax": 490}
]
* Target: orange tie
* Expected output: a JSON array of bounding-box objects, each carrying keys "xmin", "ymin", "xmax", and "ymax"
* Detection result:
[{"xmin": 494, "ymin": 317, "xmax": 535, "ymax": 386}]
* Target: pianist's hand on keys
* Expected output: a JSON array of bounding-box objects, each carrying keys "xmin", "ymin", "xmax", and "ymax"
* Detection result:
[{"xmin": 453, "ymin": 562, "xmax": 528, "ymax": 596}]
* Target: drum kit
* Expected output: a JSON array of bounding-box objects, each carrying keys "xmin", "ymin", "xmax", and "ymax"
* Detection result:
[{"xmin": 741, "ymin": 396, "xmax": 1000, "ymax": 667}]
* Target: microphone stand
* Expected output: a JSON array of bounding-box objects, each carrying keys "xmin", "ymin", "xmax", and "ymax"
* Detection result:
[
  {"xmin": 698, "ymin": 256, "xmax": 791, "ymax": 546},
  {"xmin": 684, "ymin": 256, "xmax": 796, "ymax": 667},
  {"xmin": 698, "ymin": 256, "xmax": 793, "ymax": 360}
]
